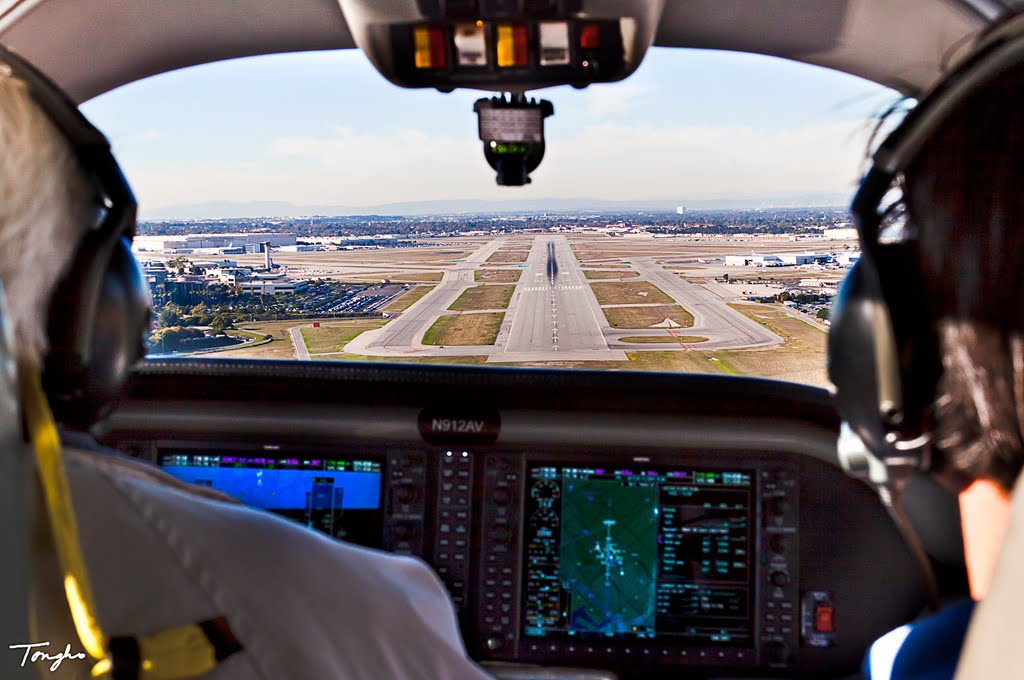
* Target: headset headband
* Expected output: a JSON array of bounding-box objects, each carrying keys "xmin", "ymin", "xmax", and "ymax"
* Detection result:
[
  {"xmin": 833, "ymin": 11, "xmax": 1024, "ymax": 491},
  {"xmin": 856, "ymin": 12, "xmax": 1024, "ymax": 245},
  {"xmin": 0, "ymin": 43, "xmax": 139, "ymax": 377}
]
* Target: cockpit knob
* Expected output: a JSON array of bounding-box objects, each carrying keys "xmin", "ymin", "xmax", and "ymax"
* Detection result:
[
  {"xmin": 768, "ymin": 641, "xmax": 791, "ymax": 664},
  {"xmin": 396, "ymin": 484, "xmax": 417, "ymax": 504}
]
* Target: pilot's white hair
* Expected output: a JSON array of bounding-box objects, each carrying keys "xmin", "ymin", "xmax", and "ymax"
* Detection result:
[{"xmin": 0, "ymin": 66, "xmax": 92, "ymax": 367}]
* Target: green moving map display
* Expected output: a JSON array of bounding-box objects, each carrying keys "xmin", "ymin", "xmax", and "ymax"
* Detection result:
[
  {"xmin": 523, "ymin": 464, "xmax": 755, "ymax": 648},
  {"xmin": 560, "ymin": 478, "xmax": 659, "ymax": 636}
]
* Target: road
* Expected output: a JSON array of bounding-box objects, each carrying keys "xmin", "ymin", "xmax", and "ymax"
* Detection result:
[
  {"xmin": 290, "ymin": 325, "xmax": 311, "ymax": 360},
  {"xmin": 493, "ymin": 235, "xmax": 626, "ymax": 362}
]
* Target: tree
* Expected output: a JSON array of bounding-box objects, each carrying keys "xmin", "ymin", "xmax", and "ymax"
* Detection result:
[
  {"xmin": 189, "ymin": 302, "xmax": 208, "ymax": 317},
  {"xmin": 209, "ymin": 315, "xmax": 234, "ymax": 335},
  {"xmin": 157, "ymin": 302, "xmax": 184, "ymax": 328},
  {"xmin": 816, "ymin": 308, "xmax": 832, "ymax": 320},
  {"xmin": 149, "ymin": 326, "xmax": 203, "ymax": 349}
]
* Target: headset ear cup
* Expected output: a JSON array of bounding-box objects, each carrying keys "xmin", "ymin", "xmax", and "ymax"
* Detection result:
[
  {"xmin": 828, "ymin": 258, "xmax": 903, "ymax": 456},
  {"xmin": 44, "ymin": 237, "xmax": 151, "ymax": 426},
  {"xmin": 87, "ymin": 238, "xmax": 150, "ymax": 407}
]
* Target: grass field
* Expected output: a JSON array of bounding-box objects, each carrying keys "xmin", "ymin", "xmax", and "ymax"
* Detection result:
[
  {"xmin": 448, "ymin": 285, "xmax": 515, "ymax": 311},
  {"xmin": 602, "ymin": 305, "xmax": 694, "ymax": 329},
  {"xmin": 584, "ymin": 270, "xmax": 639, "ymax": 280},
  {"xmin": 385, "ymin": 285, "xmax": 435, "ymax": 312},
  {"xmin": 486, "ymin": 250, "xmax": 530, "ymax": 264},
  {"xmin": 619, "ymin": 335, "xmax": 707, "ymax": 343},
  {"xmin": 591, "ymin": 281, "xmax": 674, "ymax": 305},
  {"xmin": 301, "ymin": 320, "xmax": 388, "ymax": 354},
  {"xmin": 716, "ymin": 304, "xmax": 828, "ymax": 385},
  {"xmin": 423, "ymin": 312, "xmax": 505, "ymax": 346},
  {"xmin": 392, "ymin": 271, "xmax": 444, "ymax": 282},
  {"xmin": 210, "ymin": 319, "xmax": 315, "ymax": 359},
  {"xmin": 475, "ymin": 269, "xmax": 522, "ymax": 283}
]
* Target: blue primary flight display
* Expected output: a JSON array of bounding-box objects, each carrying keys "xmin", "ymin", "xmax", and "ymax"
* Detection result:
[{"xmin": 158, "ymin": 452, "xmax": 384, "ymax": 547}]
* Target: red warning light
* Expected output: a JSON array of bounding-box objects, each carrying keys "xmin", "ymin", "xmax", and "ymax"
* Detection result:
[
  {"xmin": 579, "ymin": 22, "xmax": 600, "ymax": 50},
  {"xmin": 814, "ymin": 605, "xmax": 835, "ymax": 633}
]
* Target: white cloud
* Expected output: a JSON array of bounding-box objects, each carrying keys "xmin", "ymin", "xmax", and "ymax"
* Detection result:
[
  {"xmin": 126, "ymin": 118, "xmax": 874, "ymax": 211},
  {"xmin": 583, "ymin": 81, "xmax": 651, "ymax": 117}
]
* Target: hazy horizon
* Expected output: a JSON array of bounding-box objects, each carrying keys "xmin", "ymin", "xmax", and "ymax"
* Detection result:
[
  {"xmin": 139, "ymin": 192, "xmax": 854, "ymax": 221},
  {"xmin": 84, "ymin": 47, "xmax": 895, "ymax": 219}
]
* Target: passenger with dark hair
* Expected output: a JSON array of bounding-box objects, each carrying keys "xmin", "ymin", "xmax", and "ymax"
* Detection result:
[{"xmin": 845, "ymin": 25, "xmax": 1024, "ymax": 680}]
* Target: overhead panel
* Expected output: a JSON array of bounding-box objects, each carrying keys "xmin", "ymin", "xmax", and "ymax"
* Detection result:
[{"xmin": 340, "ymin": 0, "xmax": 664, "ymax": 92}]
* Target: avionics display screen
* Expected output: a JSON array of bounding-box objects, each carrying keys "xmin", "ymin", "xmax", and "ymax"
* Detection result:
[
  {"xmin": 522, "ymin": 464, "xmax": 755, "ymax": 647},
  {"xmin": 158, "ymin": 452, "xmax": 384, "ymax": 548}
]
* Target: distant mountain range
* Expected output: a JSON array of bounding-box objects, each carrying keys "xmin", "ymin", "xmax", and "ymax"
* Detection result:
[{"xmin": 141, "ymin": 193, "xmax": 852, "ymax": 220}]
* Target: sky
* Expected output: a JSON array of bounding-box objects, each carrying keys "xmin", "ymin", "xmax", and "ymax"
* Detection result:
[{"xmin": 81, "ymin": 47, "xmax": 897, "ymax": 218}]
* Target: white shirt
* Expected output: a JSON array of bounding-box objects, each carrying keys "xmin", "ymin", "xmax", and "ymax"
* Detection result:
[{"xmin": 29, "ymin": 447, "xmax": 493, "ymax": 680}]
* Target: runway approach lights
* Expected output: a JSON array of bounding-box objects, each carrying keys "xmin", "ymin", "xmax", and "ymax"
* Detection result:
[{"xmin": 474, "ymin": 93, "xmax": 553, "ymax": 186}]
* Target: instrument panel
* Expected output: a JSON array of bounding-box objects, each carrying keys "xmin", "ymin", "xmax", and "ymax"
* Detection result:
[
  {"xmin": 135, "ymin": 441, "xmax": 870, "ymax": 678},
  {"xmin": 100, "ymin": 360, "xmax": 946, "ymax": 679}
]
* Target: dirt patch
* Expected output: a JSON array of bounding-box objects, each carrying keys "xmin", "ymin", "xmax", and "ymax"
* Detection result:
[
  {"xmin": 486, "ymin": 250, "xmax": 531, "ymax": 264},
  {"xmin": 602, "ymin": 305, "xmax": 694, "ymax": 329},
  {"xmin": 449, "ymin": 285, "xmax": 516, "ymax": 311},
  {"xmin": 423, "ymin": 312, "xmax": 505, "ymax": 346},
  {"xmin": 584, "ymin": 270, "xmax": 639, "ymax": 280},
  {"xmin": 475, "ymin": 269, "xmax": 522, "ymax": 283},
  {"xmin": 591, "ymin": 281, "xmax": 674, "ymax": 305}
]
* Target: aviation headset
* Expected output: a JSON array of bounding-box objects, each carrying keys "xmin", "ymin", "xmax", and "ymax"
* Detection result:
[
  {"xmin": 0, "ymin": 44, "xmax": 151, "ymax": 427},
  {"xmin": 828, "ymin": 13, "xmax": 1024, "ymax": 489}
]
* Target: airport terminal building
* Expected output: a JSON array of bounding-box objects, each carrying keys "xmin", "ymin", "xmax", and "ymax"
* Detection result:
[{"xmin": 134, "ymin": 233, "xmax": 297, "ymax": 253}]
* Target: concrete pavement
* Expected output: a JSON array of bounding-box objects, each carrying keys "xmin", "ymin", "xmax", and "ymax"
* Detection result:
[
  {"xmin": 345, "ymin": 236, "xmax": 784, "ymax": 361},
  {"xmin": 490, "ymin": 235, "xmax": 626, "ymax": 362},
  {"xmin": 290, "ymin": 325, "xmax": 311, "ymax": 360}
]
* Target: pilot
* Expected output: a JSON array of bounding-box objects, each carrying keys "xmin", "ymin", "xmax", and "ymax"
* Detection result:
[
  {"xmin": 0, "ymin": 50, "xmax": 492, "ymax": 679},
  {"xmin": 829, "ymin": 13, "xmax": 1024, "ymax": 680}
]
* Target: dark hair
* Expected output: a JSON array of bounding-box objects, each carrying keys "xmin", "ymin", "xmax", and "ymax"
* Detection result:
[{"xmin": 904, "ymin": 61, "xmax": 1024, "ymax": 492}]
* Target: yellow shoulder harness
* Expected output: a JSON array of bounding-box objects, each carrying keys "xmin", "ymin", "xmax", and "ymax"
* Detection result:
[{"xmin": 21, "ymin": 364, "xmax": 242, "ymax": 679}]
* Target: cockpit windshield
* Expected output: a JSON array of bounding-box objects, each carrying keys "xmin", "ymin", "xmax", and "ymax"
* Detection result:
[{"xmin": 82, "ymin": 48, "xmax": 893, "ymax": 387}]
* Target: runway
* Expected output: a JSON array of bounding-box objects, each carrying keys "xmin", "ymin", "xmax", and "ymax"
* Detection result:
[
  {"xmin": 491, "ymin": 235, "xmax": 626, "ymax": 362},
  {"xmin": 346, "ymin": 235, "xmax": 782, "ymax": 361}
]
